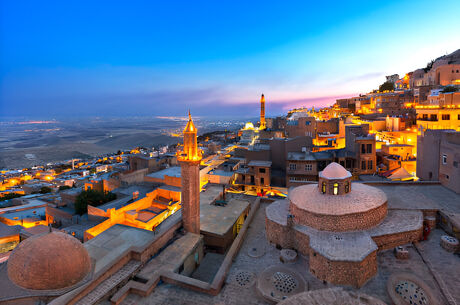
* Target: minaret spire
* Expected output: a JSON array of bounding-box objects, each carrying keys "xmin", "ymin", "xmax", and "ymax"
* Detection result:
[
  {"xmin": 178, "ymin": 111, "xmax": 202, "ymax": 234},
  {"xmin": 260, "ymin": 93, "xmax": 266, "ymax": 130}
]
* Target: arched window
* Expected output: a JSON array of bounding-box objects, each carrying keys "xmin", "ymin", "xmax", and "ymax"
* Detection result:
[
  {"xmin": 321, "ymin": 182, "xmax": 326, "ymax": 194},
  {"xmin": 333, "ymin": 183, "xmax": 338, "ymax": 195},
  {"xmin": 345, "ymin": 182, "xmax": 350, "ymax": 193}
]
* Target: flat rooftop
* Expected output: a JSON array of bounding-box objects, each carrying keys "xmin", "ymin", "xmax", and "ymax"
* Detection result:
[
  {"xmin": 199, "ymin": 186, "xmax": 250, "ymax": 236},
  {"xmin": 248, "ymin": 160, "xmax": 272, "ymax": 167},
  {"xmin": 370, "ymin": 183, "xmax": 460, "ymax": 214},
  {"xmin": 146, "ymin": 167, "xmax": 181, "ymax": 179}
]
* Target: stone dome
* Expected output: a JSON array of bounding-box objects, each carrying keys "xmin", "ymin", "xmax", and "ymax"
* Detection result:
[
  {"xmin": 319, "ymin": 162, "xmax": 352, "ymax": 180},
  {"xmin": 7, "ymin": 231, "xmax": 91, "ymax": 290}
]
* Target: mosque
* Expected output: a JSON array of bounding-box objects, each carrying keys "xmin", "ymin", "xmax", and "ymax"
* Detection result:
[{"xmin": 266, "ymin": 162, "xmax": 423, "ymax": 287}]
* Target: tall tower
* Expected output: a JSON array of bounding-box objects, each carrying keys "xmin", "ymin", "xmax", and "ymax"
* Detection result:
[
  {"xmin": 260, "ymin": 94, "xmax": 266, "ymax": 130},
  {"xmin": 177, "ymin": 111, "xmax": 202, "ymax": 234}
]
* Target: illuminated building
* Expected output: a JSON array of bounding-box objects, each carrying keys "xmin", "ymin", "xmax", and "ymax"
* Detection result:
[
  {"xmin": 416, "ymin": 92, "xmax": 460, "ymax": 131},
  {"xmin": 0, "ymin": 199, "xmax": 48, "ymax": 228},
  {"xmin": 260, "ymin": 93, "xmax": 266, "ymax": 130},
  {"xmin": 84, "ymin": 186, "xmax": 181, "ymax": 240},
  {"xmin": 234, "ymin": 160, "xmax": 272, "ymax": 194},
  {"xmin": 177, "ymin": 111, "xmax": 202, "ymax": 234}
]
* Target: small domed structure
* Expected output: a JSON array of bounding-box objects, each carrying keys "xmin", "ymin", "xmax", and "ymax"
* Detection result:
[
  {"xmin": 7, "ymin": 231, "xmax": 91, "ymax": 290},
  {"xmin": 319, "ymin": 162, "xmax": 352, "ymax": 180},
  {"xmin": 318, "ymin": 162, "xmax": 352, "ymax": 195}
]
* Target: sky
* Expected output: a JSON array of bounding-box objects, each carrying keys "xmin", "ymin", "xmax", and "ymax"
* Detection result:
[{"xmin": 1, "ymin": 0, "xmax": 460, "ymax": 118}]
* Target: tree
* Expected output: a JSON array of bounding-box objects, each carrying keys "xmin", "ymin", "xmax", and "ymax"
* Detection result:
[
  {"xmin": 379, "ymin": 82, "xmax": 394, "ymax": 92},
  {"xmin": 441, "ymin": 86, "xmax": 458, "ymax": 93},
  {"xmin": 74, "ymin": 189, "xmax": 117, "ymax": 215},
  {"xmin": 40, "ymin": 186, "xmax": 52, "ymax": 194},
  {"xmin": 59, "ymin": 185, "xmax": 71, "ymax": 191}
]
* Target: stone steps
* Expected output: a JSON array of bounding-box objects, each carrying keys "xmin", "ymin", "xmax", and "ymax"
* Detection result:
[{"xmin": 75, "ymin": 260, "xmax": 141, "ymax": 305}]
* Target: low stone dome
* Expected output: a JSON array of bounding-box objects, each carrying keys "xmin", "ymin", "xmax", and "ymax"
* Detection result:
[
  {"xmin": 319, "ymin": 162, "xmax": 352, "ymax": 179},
  {"xmin": 7, "ymin": 231, "xmax": 91, "ymax": 290}
]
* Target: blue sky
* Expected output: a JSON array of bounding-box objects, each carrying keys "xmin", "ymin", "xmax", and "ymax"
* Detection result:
[{"xmin": 1, "ymin": 0, "xmax": 459, "ymax": 118}]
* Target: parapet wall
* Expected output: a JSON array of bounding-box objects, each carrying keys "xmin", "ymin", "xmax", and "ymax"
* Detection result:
[{"xmin": 290, "ymin": 201, "xmax": 388, "ymax": 232}]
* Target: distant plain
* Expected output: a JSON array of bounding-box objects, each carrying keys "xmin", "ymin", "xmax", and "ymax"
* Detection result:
[{"xmin": 0, "ymin": 116, "xmax": 245, "ymax": 169}]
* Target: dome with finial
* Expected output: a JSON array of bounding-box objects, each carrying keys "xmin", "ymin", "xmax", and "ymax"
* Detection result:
[
  {"xmin": 319, "ymin": 162, "xmax": 352, "ymax": 180},
  {"xmin": 7, "ymin": 231, "xmax": 91, "ymax": 290}
]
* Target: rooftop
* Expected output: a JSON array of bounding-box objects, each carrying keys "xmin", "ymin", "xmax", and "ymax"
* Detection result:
[
  {"xmin": 248, "ymin": 160, "xmax": 272, "ymax": 167},
  {"xmin": 289, "ymin": 183, "xmax": 387, "ymax": 216},
  {"xmin": 146, "ymin": 166, "xmax": 181, "ymax": 179},
  {"xmin": 319, "ymin": 162, "xmax": 352, "ymax": 179}
]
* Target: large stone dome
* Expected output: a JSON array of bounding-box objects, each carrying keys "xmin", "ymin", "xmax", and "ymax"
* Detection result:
[
  {"xmin": 7, "ymin": 231, "xmax": 91, "ymax": 290},
  {"xmin": 319, "ymin": 162, "xmax": 352, "ymax": 179}
]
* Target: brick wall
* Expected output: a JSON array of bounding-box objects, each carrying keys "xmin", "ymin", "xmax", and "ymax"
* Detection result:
[
  {"xmin": 309, "ymin": 250, "xmax": 377, "ymax": 288},
  {"xmin": 290, "ymin": 201, "xmax": 388, "ymax": 231}
]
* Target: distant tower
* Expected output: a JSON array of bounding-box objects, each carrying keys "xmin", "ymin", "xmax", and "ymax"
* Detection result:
[
  {"xmin": 177, "ymin": 111, "xmax": 202, "ymax": 234},
  {"xmin": 260, "ymin": 94, "xmax": 266, "ymax": 130}
]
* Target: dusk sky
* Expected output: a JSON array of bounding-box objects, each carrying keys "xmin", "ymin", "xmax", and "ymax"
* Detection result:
[{"xmin": 1, "ymin": 0, "xmax": 459, "ymax": 118}]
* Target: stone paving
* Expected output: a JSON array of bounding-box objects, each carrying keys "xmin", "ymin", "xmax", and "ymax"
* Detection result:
[
  {"xmin": 414, "ymin": 229, "xmax": 460, "ymax": 304},
  {"xmin": 374, "ymin": 184, "xmax": 460, "ymax": 214},
  {"xmin": 100, "ymin": 202, "xmax": 458, "ymax": 305}
]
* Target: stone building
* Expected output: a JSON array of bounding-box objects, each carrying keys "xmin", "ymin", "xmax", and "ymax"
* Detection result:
[
  {"xmin": 417, "ymin": 129, "xmax": 460, "ymax": 193},
  {"xmin": 177, "ymin": 112, "xmax": 202, "ymax": 234},
  {"xmin": 234, "ymin": 160, "xmax": 272, "ymax": 193},
  {"xmin": 266, "ymin": 162, "xmax": 422, "ymax": 287}
]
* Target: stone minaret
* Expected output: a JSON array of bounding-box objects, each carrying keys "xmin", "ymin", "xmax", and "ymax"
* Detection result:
[
  {"xmin": 177, "ymin": 111, "xmax": 202, "ymax": 234},
  {"xmin": 260, "ymin": 94, "xmax": 266, "ymax": 130}
]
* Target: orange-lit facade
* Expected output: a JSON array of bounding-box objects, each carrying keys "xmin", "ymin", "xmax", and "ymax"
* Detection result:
[
  {"xmin": 177, "ymin": 112, "xmax": 202, "ymax": 234},
  {"xmin": 84, "ymin": 187, "xmax": 181, "ymax": 241},
  {"xmin": 260, "ymin": 94, "xmax": 266, "ymax": 130}
]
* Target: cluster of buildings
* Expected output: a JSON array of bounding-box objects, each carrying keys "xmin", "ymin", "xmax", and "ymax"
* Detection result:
[{"xmin": 0, "ymin": 50, "xmax": 459, "ymax": 305}]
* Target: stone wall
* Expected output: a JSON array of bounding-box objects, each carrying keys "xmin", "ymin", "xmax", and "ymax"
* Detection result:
[
  {"xmin": 309, "ymin": 250, "xmax": 377, "ymax": 288},
  {"xmin": 265, "ymin": 217, "xmax": 292, "ymax": 249},
  {"xmin": 371, "ymin": 228, "xmax": 422, "ymax": 251},
  {"xmin": 290, "ymin": 201, "xmax": 388, "ymax": 232}
]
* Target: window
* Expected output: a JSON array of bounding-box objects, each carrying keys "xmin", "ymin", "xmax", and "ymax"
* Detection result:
[
  {"xmin": 442, "ymin": 154, "xmax": 447, "ymax": 164},
  {"xmin": 453, "ymin": 161, "xmax": 458, "ymax": 168},
  {"xmin": 430, "ymin": 114, "xmax": 437, "ymax": 120},
  {"xmin": 333, "ymin": 183, "xmax": 338, "ymax": 195},
  {"xmin": 321, "ymin": 182, "xmax": 326, "ymax": 194},
  {"xmin": 366, "ymin": 144, "xmax": 372, "ymax": 154},
  {"xmin": 422, "ymin": 114, "xmax": 428, "ymax": 119},
  {"xmin": 458, "ymin": 114, "xmax": 460, "ymax": 120},
  {"xmin": 361, "ymin": 160, "xmax": 366, "ymax": 170},
  {"xmin": 261, "ymin": 177, "xmax": 264, "ymax": 185},
  {"xmin": 259, "ymin": 168, "xmax": 266, "ymax": 173},
  {"xmin": 368, "ymin": 160, "xmax": 373, "ymax": 170},
  {"xmin": 345, "ymin": 182, "xmax": 350, "ymax": 193},
  {"xmin": 361, "ymin": 144, "xmax": 366, "ymax": 154},
  {"xmin": 289, "ymin": 163, "xmax": 297, "ymax": 171},
  {"xmin": 305, "ymin": 164, "xmax": 312, "ymax": 171},
  {"xmin": 442, "ymin": 114, "xmax": 450, "ymax": 120}
]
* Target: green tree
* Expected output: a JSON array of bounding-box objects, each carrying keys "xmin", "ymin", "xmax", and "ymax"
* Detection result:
[
  {"xmin": 40, "ymin": 186, "xmax": 52, "ymax": 194},
  {"xmin": 59, "ymin": 185, "xmax": 71, "ymax": 191},
  {"xmin": 379, "ymin": 82, "xmax": 394, "ymax": 92},
  {"xmin": 74, "ymin": 189, "xmax": 117, "ymax": 215},
  {"xmin": 441, "ymin": 86, "xmax": 458, "ymax": 93}
]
